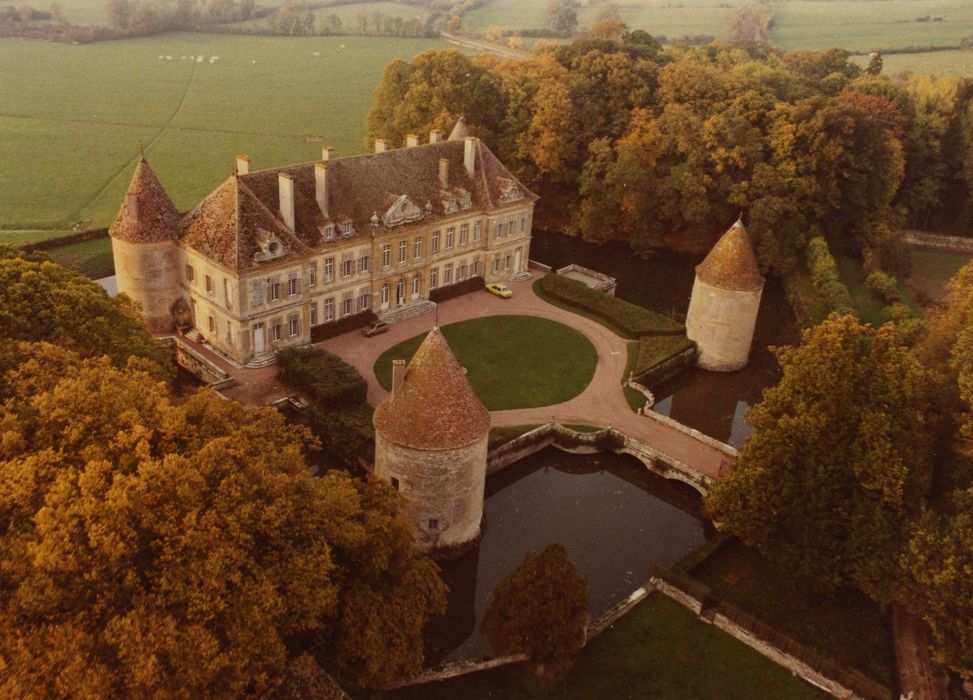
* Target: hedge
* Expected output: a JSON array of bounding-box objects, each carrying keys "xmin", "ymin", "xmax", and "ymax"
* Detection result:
[
  {"xmin": 635, "ymin": 335, "xmax": 696, "ymax": 376},
  {"xmin": 277, "ymin": 346, "xmax": 367, "ymax": 409},
  {"xmin": 429, "ymin": 275, "xmax": 484, "ymax": 303},
  {"xmin": 309, "ymin": 309, "xmax": 376, "ymax": 342},
  {"xmin": 304, "ymin": 403, "xmax": 374, "ymax": 465},
  {"xmin": 805, "ymin": 237, "xmax": 856, "ymax": 317},
  {"xmin": 536, "ymin": 273, "xmax": 684, "ymax": 338}
]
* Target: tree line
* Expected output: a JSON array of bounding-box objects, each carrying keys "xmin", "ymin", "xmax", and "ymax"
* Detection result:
[{"xmin": 366, "ymin": 38, "xmax": 973, "ymax": 279}]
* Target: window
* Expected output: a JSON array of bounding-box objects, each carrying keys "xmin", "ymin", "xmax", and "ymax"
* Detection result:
[
  {"xmin": 459, "ymin": 263, "xmax": 468, "ymax": 281},
  {"xmin": 494, "ymin": 221, "xmax": 501, "ymax": 239},
  {"xmin": 398, "ymin": 240, "xmax": 407, "ymax": 264},
  {"xmin": 445, "ymin": 227, "xmax": 455, "ymax": 250},
  {"xmin": 390, "ymin": 477, "xmax": 400, "ymax": 491},
  {"xmin": 288, "ymin": 277, "xmax": 298, "ymax": 296},
  {"xmin": 414, "ymin": 236, "xmax": 422, "ymax": 259},
  {"xmin": 223, "ymin": 278, "xmax": 231, "ymax": 308},
  {"xmin": 443, "ymin": 263, "xmax": 453, "ymax": 285},
  {"xmin": 472, "ymin": 258, "xmax": 480, "ymax": 276},
  {"xmin": 493, "ymin": 257, "xmax": 500, "ymax": 273},
  {"xmin": 310, "ymin": 302, "xmax": 318, "ymax": 327},
  {"xmin": 428, "ymin": 519, "xmax": 439, "ymax": 531},
  {"xmin": 412, "ymin": 276, "xmax": 421, "ymax": 296},
  {"xmin": 271, "ymin": 322, "xmax": 282, "ymax": 342},
  {"xmin": 323, "ymin": 224, "xmax": 335, "ymax": 240},
  {"xmin": 250, "ymin": 280, "xmax": 264, "ymax": 307},
  {"xmin": 205, "ymin": 275, "xmax": 214, "ymax": 294},
  {"xmin": 381, "ymin": 283, "xmax": 390, "ymax": 305},
  {"xmin": 459, "ymin": 224, "xmax": 468, "ymax": 246},
  {"xmin": 505, "ymin": 254, "xmax": 512, "ymax": 270},
  {"xmin": 226, "ymin": 320, "xmax": 233, "ymax": 346},
  {"xmin": 474, "ymin": 221, "xmax": 482, "ymax": 242},
  {"xmin": 324, "ymin": 297, "xmax": 335, "ymax": 321},
  {"xmin": 358, "ymin": 289, "xmax": 370, "ymax": 312},
  {"xmin": 270, "ymin": 281, "xmax": 281, "ymax": 301},
  {"xmin": 341, "ymin": 296, "xmax": 353, "ymax": 317},
  {"xmin": 359, "ymin": 255, "xmax": 370, "ymax": 273},
  {"xmin": 431, "ymin": 230, "xmax": 440, "ymax": 253},
  {"xmin": 185, "ymin": 264, "xmax": 195, "ymax": 283},
  {"xmin": 208, "ymin": 315, "xmax": 216, "ymax": 333},
  {"xmin": 324, "ymin": 257, "xmax": 334, "ymax": 282},
  {"xmin": 341, "ymin": 258, "xmax": 353, "ymax": 277},
  {"xmin": 520, "ymin": 215, "xmax": 526, "ymax": 232},
  {"xmin": 382, "ymin": 244, "xmax": 391, "ymax": 268},
  {"xmin": 341, "ymin": 221, "xmax": 353, "ymax": 237},
  {"xmin": 288, "ymin": 316, "xmax": 299, "ymax": 337},
  {"xmin": 430, "ymin": 268, "xmax": 438, "ymax": 289},
  {"xmin": 308, "ymin": 263, "xmax": 317, "ymax": 287}
]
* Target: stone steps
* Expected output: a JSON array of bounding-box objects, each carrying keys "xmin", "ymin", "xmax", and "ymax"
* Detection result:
[
  {"xmin": 378, "ymin": 300, "xmax": 438, "ymax": 324},
  {"xmin": 510, "ymin": 270, "xmax": 533, "ymax": 283},
  {"xmin": 244, "ymin": 352, "xmax": 277, "ymax": 369}
]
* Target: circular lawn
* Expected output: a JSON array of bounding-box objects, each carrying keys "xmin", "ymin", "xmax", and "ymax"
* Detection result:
[{"xmin": 373, "ymin": 315, "xmax": 597, "ymax": 410}]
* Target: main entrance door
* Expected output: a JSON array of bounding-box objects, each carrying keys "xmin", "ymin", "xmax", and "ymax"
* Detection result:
[
  {"xmin": 253, "ymin": 323, "xmax": 265, "ymax": 354},
  {"xmin": 514, "ymin": 248, "xmax": 522, "ymax": 273},
  {"xmin": 396, "ymin": 281, "xmax": 405, "ymax": 306}
]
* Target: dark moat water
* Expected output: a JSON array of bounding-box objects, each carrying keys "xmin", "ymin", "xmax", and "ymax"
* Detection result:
[
  {"xmin": 530, "ymin": 231, "xmax": 799, "ymax": 447},
  {"xmin": 425, "ymin": 448, "xmax": 707, "ymax": 663}
]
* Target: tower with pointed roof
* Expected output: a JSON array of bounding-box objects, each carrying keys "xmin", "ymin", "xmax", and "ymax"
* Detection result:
[
  {"xmin": 373, "ymin": 327, "xmax": 490, "ymax": 552},
  {"xmin": 109, "ymin": 157, "xmax": 181, "ymax": 333},
  {"xmin": 685, "ymin": 219, "xmax": 765, "ymax": 371}
]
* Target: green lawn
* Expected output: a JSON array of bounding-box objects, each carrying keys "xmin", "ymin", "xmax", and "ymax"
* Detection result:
[
  {"xmin": 852, "ymin": 49, "xmax": 973, "ymax": 78},
  {"xmin": 692, "ymin": 540, "xmax": 896, "ymax": 688},
  {"xmin": 906, "ymin": 247, "xmax": 971, "ymax": 306},
  {"xmin": 0, "ymin": 33, "xmax": 453, "ymax": 234},
  {"xmin": 44, "ymin": 236, "xmax": 115, "ymax": 279},
  {"xmin": 835, "ymin": 255, "xmax": 920, "ymax": 326},
  {"xmin": 382, "ymin": 594, "xmax": 827, "ymax": 699},
  {"xmin": 374, "ymin": 315, "xmax": 597, "ymax": 410}
]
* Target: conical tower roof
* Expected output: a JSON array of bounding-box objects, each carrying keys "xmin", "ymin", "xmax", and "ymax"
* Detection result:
[
  {"xmin": 109, "ymin": 157, "xmax": 180, "ymax": 243},
  {"xmin": 374, "ymin": 327, "xmax": 490, "ymax": 450},
  {"xmin": 448, "ymin": 116, "xmax": 470, "ymax": 141},
  {"xmin": 695, "ymin": 219, "xmax": 764, "ymax": 291}
]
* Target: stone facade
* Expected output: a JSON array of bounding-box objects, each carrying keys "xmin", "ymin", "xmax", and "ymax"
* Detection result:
[
  {"xmin": 686, "ymin": 220, "xmax": 764, "ymax": 372},
  {"xmin": 110, "ymin": 121, "xmax": 536, "ymax": 365}
]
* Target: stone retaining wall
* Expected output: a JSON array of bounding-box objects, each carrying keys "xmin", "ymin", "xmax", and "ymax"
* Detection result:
[
  {"xmin": 632, "ymin": 344, "xmax": 697, "ymax": 388},
  {"xmin": 555, "ymin": 263, "xmax": 617, "ymax": 295},
  {"xmin": 643, "ymin": 409, "xmax": 738, "ymax": 459}
]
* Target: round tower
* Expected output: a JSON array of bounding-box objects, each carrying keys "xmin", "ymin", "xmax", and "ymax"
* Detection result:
[
  {"xmin": 109, "ymin": 157, "xmax": 181, "ymax": 333},
  {"xmin": 373, "ymin": 327, "xmax": 491, "ymax": 553},
  {"xmin": 686, "ymin": 219, "xmax": 765, "ymax": 372}
]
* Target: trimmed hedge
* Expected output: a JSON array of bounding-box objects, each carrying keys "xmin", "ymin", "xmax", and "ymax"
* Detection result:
[
  {"xmin": 635, "ymin": 335, "xmax": 696, "ymax": 376},
  {"xmin": 277, "ymin": 346, "xmax": 367, "ymax": 409},
  {"xmin": 806, "ymin": 237, "xmax": 856, "ymax": 317},
  {"xmin": 537, "ymin": 273, "xmax": 684, "ymax": 338},
  {"xmin": 309, "ymin": 309, "xmax": 376, "ymax": 342},
  {"xmin": 429, "ymin": 275, "xmax": 484, "ymax": 303}
]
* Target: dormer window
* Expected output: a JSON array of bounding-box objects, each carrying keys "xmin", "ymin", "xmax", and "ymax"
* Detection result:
[
  {"xmin": 321, "ymin": 224, "xmax": 335, "ymax": 241},
  {"xmin": 341, "ymin": 221, "xmax": 353, "ymax": 237},
  {"xmin": 253, "ymin": 229, "xmax": 286, "ymax": 263},
  {"xmin": 461, "ymin": 193, "xmax": 472, "ymax": 209},
  {"xmin": 498, "ymin": 178, "xmax": 523, "ymax": 203}
]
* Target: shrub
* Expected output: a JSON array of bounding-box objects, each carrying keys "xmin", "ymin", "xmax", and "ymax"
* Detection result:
[
  {"xmin": 277, "ymin": 346, "xmax": 367, "ymax": 409},
  {"xmin": 536, "ymin": 274, "xmax": 684, "ymax": 338},
  {"xmin": 865, "ymin": 270, "xmax": 901, "ymax": 302},
  {"xmin": 806, "ymin": 237, "xmax": 856, "ymax": 316},
  {"xmin": 429, "ymin": 275, "xmax": 484, "ymax": 303},
  {"xmin": 309, "ymin": 309, "xmax": 376, "ymax": 342},
  {"xmin": 305, "ymin": 402, "xmax": 374, "ymax": 465},
  {"xmin": 635, "ymin": 335, "xmax": 696, "ymax": 376}
]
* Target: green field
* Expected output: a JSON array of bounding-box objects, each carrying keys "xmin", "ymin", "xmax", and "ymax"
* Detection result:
[
  {"xmin": 374, "ymin": 315, "xmax": 598, "ymax": 410},
  {"xmin": 0, "ymin": 33, "xmax": 453, "ymax": 241},
  {"xmin": 230, "ymin": 2, "xmax": 430, "ymax": 31},
  {"xmin": 852, "ymin": 49, "xmax": 973, "ymax": 77}
]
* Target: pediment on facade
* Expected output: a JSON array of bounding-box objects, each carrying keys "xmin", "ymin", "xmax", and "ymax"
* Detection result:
[
  {"xmin": 382, "ymin": 194, "xmax": 423, "ymax": 227},
  {"xmin": 252, "ymin": 228, "xmax": 286, "ymax": 263},
  {"xmin": 497, "ymin": 178, "xmax": 522, "ymax": 203}
]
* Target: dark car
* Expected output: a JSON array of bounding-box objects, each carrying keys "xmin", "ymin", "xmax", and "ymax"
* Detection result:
[{"xmin": 361, "ymin": 320, "xmax": 390, "ymax": 337}]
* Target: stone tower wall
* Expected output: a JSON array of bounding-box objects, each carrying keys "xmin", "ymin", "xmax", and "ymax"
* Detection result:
[
  {"xmin": 112, "ymin": 237, "xmax": 181, "ymax": 333},
  {"xmin": 686, "ymin": 277, "xmax": 763, "ymax": 372},
  {"xmin": 374, "ymin": 431, "xmax": 488, "ymax": 552}
]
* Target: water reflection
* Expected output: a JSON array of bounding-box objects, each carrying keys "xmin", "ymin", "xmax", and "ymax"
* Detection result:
[
  {"xmin": 95, "ymin": 275, "xmax": 117, "ymax": 296},
  {"xmin": 425, "ymin": 448, "xmax": 706, "ymax": 663}
]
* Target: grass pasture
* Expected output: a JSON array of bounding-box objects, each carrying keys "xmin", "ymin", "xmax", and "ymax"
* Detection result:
[
  {"xmin": 374, "ymin": 315, "xmax": 598, "ymax": 410},
  {"xmin": 853, "ymin": 49, "xmax": 973, "ymax": 78},
  {"xmin": 905, "ymin": 247, "xmax": 971, "ymax": 307},
  {"xmin": 0, "ymin": 33, "xmax": 453, "ymax": 240}
]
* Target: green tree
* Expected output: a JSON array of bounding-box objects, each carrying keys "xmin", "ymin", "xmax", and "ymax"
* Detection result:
[
  {"xmin": 905, "ymin": 487, "xmax": 973, "ymax": 678},
  {"xmin": 481, "ymin": 543, "xmax": 588, "ymax": 664},
  {"xmin": 706, "ymin": 315, "xmax": 936, "ymax": 600},
  {"xmin": 0, "ymin": 345, "xmax": 445, "ymax": 695},
  {"xmin": 0, "ymin": 245, "xmax": 173, "ymax": 379}
]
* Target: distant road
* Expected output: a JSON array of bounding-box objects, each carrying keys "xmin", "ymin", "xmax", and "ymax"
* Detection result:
[{"xmin": 440, "ymin": 31, "xmax": 530, "ymax": 59}]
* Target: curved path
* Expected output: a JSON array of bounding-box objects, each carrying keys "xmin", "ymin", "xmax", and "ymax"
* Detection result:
[{"xmin": 319, "ymin": 275, "xmax": 730, "ymax": 480}]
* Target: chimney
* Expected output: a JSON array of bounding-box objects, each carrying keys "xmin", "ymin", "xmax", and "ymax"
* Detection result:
[
  {"xmin": 374, "ymin": 138, "xmax": 387, "ymax": 154},
  {"xmin": 439, "ymin": 158, "xmax": 449, "ymax": 189},
  {"xmin": 126, "ymin": 193, "xmax": 138, "ymax": 224},
  {"xmin": 315, "ymin": 162, "xmax": 329, "ymax": 218},
  {"xmin": 429, "ymin": 129, "xmax": 443, "ymax": 144},
  {"xmin": 322, "ymin": 146, "xmax": 334, "ymax": 162},
  {"xmin": 406, "ymin": 134, "xmax": 420, "ymax": 148},
  {"xmin": 392, "ymin": 359, "xmax": 406, "ymax": 397},
  {"xmin": 278, "ymin": 172, "xmax": 295, "ymax": 232},
  {"xmin": 235, "ymin": 154, "xmax": 250, "ymax": 175},
  {"xmin": 464, "ymin": 136, "xmax": 476, "ymax": 178}
]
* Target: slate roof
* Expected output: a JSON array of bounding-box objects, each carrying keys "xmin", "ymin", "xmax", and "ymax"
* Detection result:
[
  {"xmin": 695, "ymin": 220, "xmax": 764, "ymax": 291},
  {"xmin": 172, "ymin": 138, "xmax": 534, "ymax": 272},
  {"xmin": 374, "ymin": 326, "xmax": 490, "ymax": 451},
  {"xmin": 109, "ymin": 158, "xmax": 180, "ymax": 243}
]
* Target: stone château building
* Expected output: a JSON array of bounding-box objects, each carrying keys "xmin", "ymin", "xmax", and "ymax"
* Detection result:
[
  {"xmin": 685, "ymin": 219, "xmax": 764, "ymax": 371},
  {"xmin": 373, "ymin": 327, "xmax": 490, "ymax": 552},
  {"xmin": 110, "ymin": 120, "xmax": 537, "ymax": 366}
]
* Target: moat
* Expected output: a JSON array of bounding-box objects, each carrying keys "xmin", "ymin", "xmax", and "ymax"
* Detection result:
[{"xmin": 424, "ymin": 447, "xmax": 707, "ymax": 663}]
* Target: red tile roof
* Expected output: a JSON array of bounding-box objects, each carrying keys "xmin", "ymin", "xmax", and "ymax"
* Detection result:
[
  {"xmin": 374, "ymin": 327, "xmax": 490, "ymax": 450},
  {"xmin": 108, "ymin": 158, "xmax": 179, "ymax": 243},
  {"xmin": 695, "ymin": 220, "xmax": 764, "ymax": 291}
]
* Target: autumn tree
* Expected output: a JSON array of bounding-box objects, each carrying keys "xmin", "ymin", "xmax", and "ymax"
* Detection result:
[
  {"xmin": 481, "ymin": 543, "xmax": 588, "ymax": 664},
  {"xmin": 727, "ymin": 2, "xmax": 773, "ymax": 43},
  {"xmin": 587, "ymin": 3, "xmax": 627, "ymax": 43},
  {"xmin": 706, "ymin": 315, "xmax": 937, "ymax": 600},
  {"xmin": 0, "ymin": 345, "xmax": 445, "ymax": 696},
  {"xmin": 0, "ymin": 245, "xmax": 172, "ymax": 379}
]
